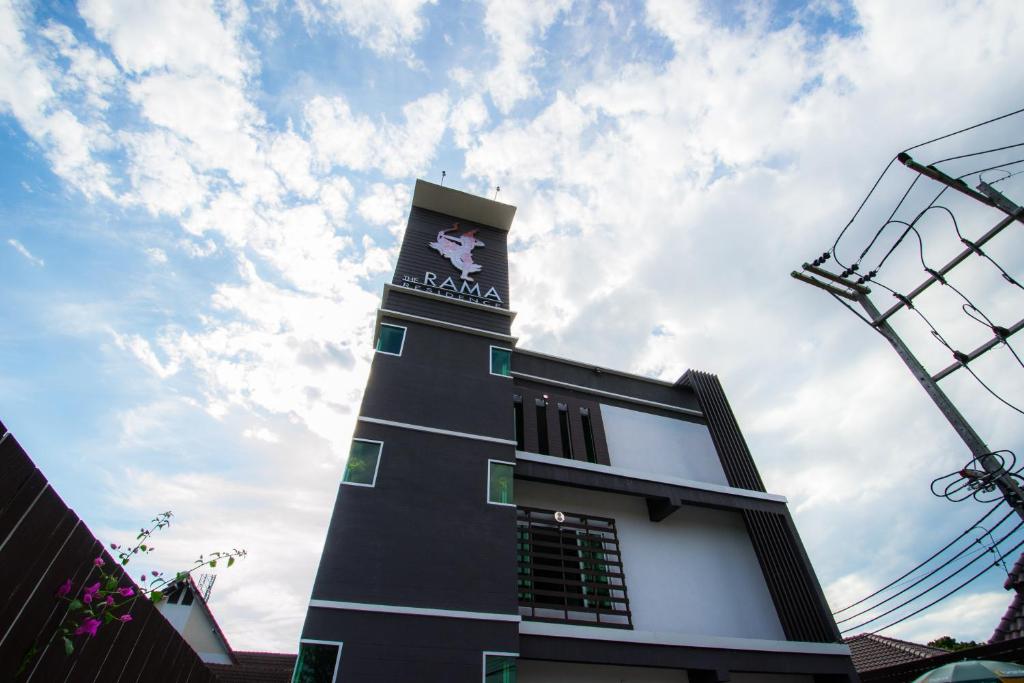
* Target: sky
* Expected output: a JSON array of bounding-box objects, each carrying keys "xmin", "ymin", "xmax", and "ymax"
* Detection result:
[{"xmin": 2, "ymin": 0, "xmax": 1023, "ymax": 654}]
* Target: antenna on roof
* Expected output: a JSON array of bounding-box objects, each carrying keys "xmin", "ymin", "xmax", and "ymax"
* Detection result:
[
  {"xmin": 440, "ymin": 170, "xmax": 446, "ymax": 187},
  {"xmin": 493, "ymin": 185, "xmax": 500, "ymax": 200},
  {"xmin": 196, "ymin": 573, "xmax": 217, "ymax": 602}
]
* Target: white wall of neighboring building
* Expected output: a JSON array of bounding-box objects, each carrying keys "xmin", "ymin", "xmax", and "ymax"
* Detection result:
[
  {"xmin": 518, "ymin": 660, "xmax": 688, "ymax": 682},
  {"xmin": 516, "ymin": 481, "xmax": 785, "ymax": 641},
  {"xmin": 157, "ymin": 599, "xmax": 233, "ymax": 664},
  {"xmin": 600, "ymin": 405, "xmax": 727, "ymax": 486}
]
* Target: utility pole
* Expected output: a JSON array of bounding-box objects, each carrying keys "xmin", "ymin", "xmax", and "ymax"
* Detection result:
[{"xmin": 792, "ymin": 154, "xmax": 1024, "ymax": 522}]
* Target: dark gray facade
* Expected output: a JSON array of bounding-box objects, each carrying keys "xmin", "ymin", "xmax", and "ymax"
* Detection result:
[{"xmin": 298, "ymin": 180, "xmax": 857, "ymax": 682}]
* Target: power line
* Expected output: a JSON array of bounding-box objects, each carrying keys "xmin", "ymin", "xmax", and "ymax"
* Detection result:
[
  {"xmin": 840, "ymin": 518, "xmax": 1024, "ymax": 633},
  {"xmin": 832, "ymin": 505, "xmax": 1003, "ymax": 615},
  {"xmin": 870, "ymin": 535, "xmax": 1024, "ymax": 635},
  {"xmin": 835, "ymin": 508, "xmax": 1017, "ymax": 625}
]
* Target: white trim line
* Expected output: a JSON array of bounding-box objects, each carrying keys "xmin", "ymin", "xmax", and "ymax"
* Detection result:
[
  {"xmin": 375, "ymin": 322, "xmax": 407, "ymax": 356},
  {"xmin": 511, "ymin": 372, "xmax": 703, "ymax": 417},
  {"xmin": 487, "ymin": 459, "xmax": 516, "ymax": 506},
  {"xmin": 358, "ymin": 417, "xmax": 517, "ymax": 445},
  {"xmin": 309, "ymin": 600, "xmax": 522, "ymax": 622},
  {"xmin": 378, "ymin": 308, "xmax": 517, "ymax": 343},
  {"xmin": 341, "ymin": 439, "xmax": 383, "ymax": 488},
  {"xmin": 515, "ymin": 451, "xmax": 787, "ymax": 503},
  {"xmin": 490, "ymin": 345, "xmax": 513, "ymax": 378},
  {"xmin": 518, "ymin": 621, "xmax": 850, "ymax": 656},
  {"xmin": 296, "ymin": 639, "xmax": 343, "ymax": 683},
  {"xmin": 515, "ymin": 347, "xmax": 680, "ymax": 388},
  {"xmin": 386, "ymin": 283, "xmax": 516, "ymax": 318}
]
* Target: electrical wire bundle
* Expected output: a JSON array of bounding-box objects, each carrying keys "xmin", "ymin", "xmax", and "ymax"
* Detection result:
[{"xmin": 835, "ymin": 506, "xmax": 1023, "ymax": 636}]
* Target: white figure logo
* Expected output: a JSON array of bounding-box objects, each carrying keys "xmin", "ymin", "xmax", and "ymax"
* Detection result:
[{"xmin": 429, "ymin": 223, "xmax": 485, "ymax": 281}]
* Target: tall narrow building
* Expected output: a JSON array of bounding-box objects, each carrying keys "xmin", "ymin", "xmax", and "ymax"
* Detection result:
[{"xmin": 295, "ymin": 181, "xmax": 857, "ymax": 682}]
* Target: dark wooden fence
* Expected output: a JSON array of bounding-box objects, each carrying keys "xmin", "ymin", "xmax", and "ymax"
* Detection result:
[{"xmin": 0, "ymin": 419, "xmax": 217, "ymax": 682}]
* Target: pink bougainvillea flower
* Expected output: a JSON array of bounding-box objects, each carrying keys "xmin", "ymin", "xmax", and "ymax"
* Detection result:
[
  {"xmin": 74, "ymin": 618, "xmax": 101, "ymax": 637},
  {"xmin": 118, "ymin": 614, "xmax": 133, "ymax": 622},
  {"xmin": 93, "ymin": 557, "xmax": 104, "ymax": 567},
  {"xmin": 105, "ymin": 595, "xmax": 114, "ymax": 606},
  {"xmin": 56, "ymin": 579, "xmax": 73, "ymax": 598},
  {"xmin": 151, "ymin": 571, "xmax": 159, "ymax": 576},
  {"xmin": 117, "ymin": 587, "xmax": 134, "ymax": 598},
  {"xmin": 82, "ymin": 592, "xmax": 93, "ymax": 604},
  {"xmin": 84, "ymin": 582, "xmax": 100, "ymax": 597}
]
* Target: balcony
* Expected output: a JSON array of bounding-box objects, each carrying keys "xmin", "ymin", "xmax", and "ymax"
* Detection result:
[{"xmin": 516, "ymin": 506, "xmax": 633, "ymax": 629}]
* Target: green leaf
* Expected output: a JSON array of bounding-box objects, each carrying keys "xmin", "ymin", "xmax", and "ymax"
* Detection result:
[
  {"xmin": 208, "ymin": 560, "xmax": 217, "ymax": 568},
  {"xmin": 63, "ymin": 637, "xmax": 74, "ymax": 656},
  {"xmin": 105, "ymin": 577, "xmax": 117, "ymax": 591},
  {"xmin": 227, "ymin": 556, "xmax": 235, "ymax": 568},
  {"xmin": 103, "ymin": 611, "xmax": 116, "ymax": 624},
  {"xmin": 139, "ymin": 544, "xmax": 147, "ymax": 551},
  {"xmin": 69, "ymin": 599, "xmax": 83, "ymax": 612},
  {"xmin": 150, "ymin": 590, "xmax": 164, "ymax": 603}
]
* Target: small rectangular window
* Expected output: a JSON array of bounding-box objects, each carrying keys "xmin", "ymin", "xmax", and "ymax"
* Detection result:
[
  {"xmin": 580, "ymin": 408, "xmax": 597, "ymax": 464},
  {"xmin": 376, "ymin": 324, "xmax": 406, "ymax": 356},
  {"xmin": 513, "ymin": 396, "xmax": 525, "ymax": 451},
  {"xmin": 342, "ymin": 439, "xmax": 382, "ymax": 487},
  {"xmin": 488, "ymin": 460, "xmax": 514, "ymax": 506},
  {"xmin": 490, "ymin": 346, "xmax": 512, "ymax": 377},
  {"xmin": 557, "ymin": 403, "xmax": 572, "ymax": 459},
  {"xmin": 293, "ymin": 640, "xmax": 342, "ymax": 683},
  {"xmin": 483, "ymin": 653, "xmax": 517, "ymax": 683}
]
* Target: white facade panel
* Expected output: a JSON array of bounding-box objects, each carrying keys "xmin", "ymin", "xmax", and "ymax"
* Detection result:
[
  {"xmin": 519, "ymin": 659, "xmax": 688, "ymax": 682},
  {"xmin": 601, "ymin": 404, "xmax": 727, "ymax": 485},
  {"xmin": 516, "ymin": 481, "xmax": 785, "ymax": 641}
]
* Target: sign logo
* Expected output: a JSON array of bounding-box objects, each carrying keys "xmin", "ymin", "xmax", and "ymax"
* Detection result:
[{"xmin": 429, "ymin": 224, "xmax": 484, "ymax": 281}]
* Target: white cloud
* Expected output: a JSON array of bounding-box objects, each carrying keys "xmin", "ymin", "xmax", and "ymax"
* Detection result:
[
  {"xmin": 79, "ymin": 0, "xmax": 251, "ymax": 82},
  {"xmin": 145, "ymin": 247, "xmax": 168, "ymax": 263},
  {"xmin": 8, "ymin": 238, "xmax": 44, "ymax": 266},
  {"xmin": 112, "ymin": 331, "xmax": 181, "ymax": 379},
  {"xmin": 449, "ymin": 93, "xmax": 489, "ymax": 149},
  {"xmin": 243, "ymin": 427, "xmax": 280, "ymax": 443},
  {"xmin": 357, "ymin": 182, "xmax": 411, "ymax": 228},
  {"xmin": 0, "ymin": 2, "xmax": 114, "ymax": 198},
  {"xmin": 39, "ymin": 21, "xmax": 119, "ymax": 110},
  {"xmin": 297, "ymin": 0, "xmax": 436, "ymax": 59},
  {"xmin": 480, "ymin": 0, "xmax": 573, "ymax": 113},
  {"xmin": 306, "ymin": 91, "xmax": 449, "ymax": 177}
]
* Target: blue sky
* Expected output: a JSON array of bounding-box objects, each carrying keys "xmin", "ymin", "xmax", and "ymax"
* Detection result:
[{"xmin": 2, "ymin": 0, "xmax": 1023, "ymax": 652}]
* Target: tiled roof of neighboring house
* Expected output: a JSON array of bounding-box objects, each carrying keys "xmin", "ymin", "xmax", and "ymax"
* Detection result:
[
  {"xmin": 209, "ymin": 651, "xmax": 297, "ymax": 682},
  {"xmin": 991, "ymin": 551, "xmax": 1024, "ymax": 644},
  {"xmin": 843, "ymin": 633, "xmax": 948, "ymax": 672}
]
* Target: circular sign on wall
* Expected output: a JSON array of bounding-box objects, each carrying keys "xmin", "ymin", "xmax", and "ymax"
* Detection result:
[{"xmin": 554, "ymin": 511, "xmax": 566, "ymax": 523}]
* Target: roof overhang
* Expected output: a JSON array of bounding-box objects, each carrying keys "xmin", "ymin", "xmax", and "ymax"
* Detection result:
[{"xmin": 412, "ymin": 179, "xmax": 516, "ymax": 231}]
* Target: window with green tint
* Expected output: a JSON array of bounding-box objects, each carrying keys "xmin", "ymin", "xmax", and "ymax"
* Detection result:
[
  {"xmin": 490, "ymin": 346, "xmax": 511, "ymax": 376},
  {"xmin": 488, "ymin": 461, "xmax": 514, "ymax": 505},
  {"xmin": 376, "ymin": 324, "xmax": 406, "ymax": 355},
  {"xmin": 293, "ymin": 641, "xmax": 340, "ymax": 683},
  {"xmin": 343, "ymin": 440, "xmax": 382, "ymax": 486},
  {"xmin": 484, "ymin": 654, "xmax": 516, "ymax": 683}
]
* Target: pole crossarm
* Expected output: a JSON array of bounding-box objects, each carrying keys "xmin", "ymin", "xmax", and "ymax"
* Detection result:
[
  {"xmin": 874, "ymin": 212, "xmax": 1021, "ymax": 324},
  {"xmin": 793, "ymin": 263, "xmax": 1024, "ymax": 522},
  {"xmin": 897, "ymin": 153, "xmax": 1024, "ymax": 225},
  {"xmin": 790, "ymin": 270, "xmax": 860, "ymax": 301},
  {"xmin": 931, "ymin": 317, "xmax": 1024, "ymax": 382}
]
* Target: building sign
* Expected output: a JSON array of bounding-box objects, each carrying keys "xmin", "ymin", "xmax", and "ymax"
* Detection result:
[
  {"xmin": 400, "ymin": 272, "xmax": 503, "ymax": 307},
  {"xmin": 428, "ymin": 224, "xmax": 484, "ymax": 281},
  {"xmin": 398, "ymin": 223, "xmax": 504, "ymax": 307}
]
